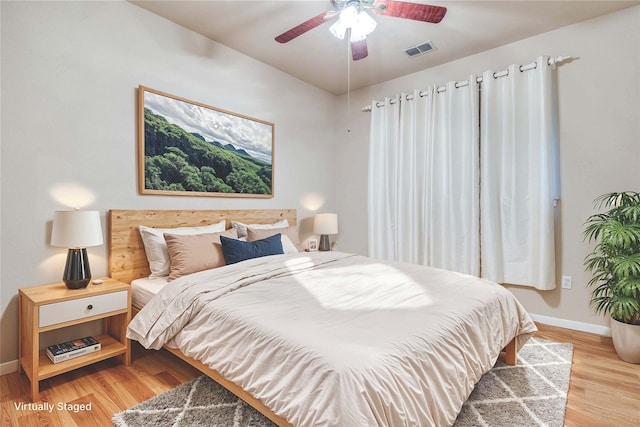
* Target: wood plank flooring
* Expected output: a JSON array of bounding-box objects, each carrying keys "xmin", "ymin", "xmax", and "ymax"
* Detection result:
[
  {"xmin": 1, "ymin": 323, "xmax": 639, "ymax": 426},
  {"xmin": 535, "ymin": 323, "xmax": 640, "ymax": 427}
]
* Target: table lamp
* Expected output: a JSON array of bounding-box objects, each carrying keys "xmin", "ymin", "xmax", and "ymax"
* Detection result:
[
  {"xmin": 51, "ymin": 210, "xmax": 103, "ymax": 289},
  {"xmin": 314, "ymin": 213, "xmax": 338, "ymax": 251}
]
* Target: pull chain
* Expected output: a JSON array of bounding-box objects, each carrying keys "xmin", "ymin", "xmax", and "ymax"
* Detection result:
[
  {"xmin": 347, "ymin": 33, "xmax": 351, "ymax": 114},
  {"xmin": 346, "ymin": 32, "xmax": 352, "ymax": 132}
]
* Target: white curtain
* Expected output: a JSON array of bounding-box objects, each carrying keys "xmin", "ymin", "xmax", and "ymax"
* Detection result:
[
  {"xmin": 368, "ymin": 79, "xmax": 480, "ymax": 275},
  {"xmin": 480, "ymin": 56, "xmax": 556, "ymax": 290},
  {"xmin": 368, "ymin": 56, "xmax": 558, "ymax": 289},
  {"xmin": 368, "ymin": 97, "xmax": 400, "ymax": 260}
]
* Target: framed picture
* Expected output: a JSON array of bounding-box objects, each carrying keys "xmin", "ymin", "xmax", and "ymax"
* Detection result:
[
  {"xmin": 308, "ymin": 238, "xmax": 318, "ymax": 252},
  {"xmin": 138, "ymin": 86, "xmax": 274, "ymax": 198}
]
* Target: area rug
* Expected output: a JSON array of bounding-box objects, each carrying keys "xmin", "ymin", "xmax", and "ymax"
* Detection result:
[
  {"xmin": 112, "ymin": 337, "xmax": 572, "ymax": 427},
  {"xmin": 454, "ymin": 337, "xmax": 573, "ymax": 426}
]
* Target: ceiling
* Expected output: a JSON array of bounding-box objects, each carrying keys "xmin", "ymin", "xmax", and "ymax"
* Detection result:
[{"xmin": 131, "ymin": 0, "xmax": 638, "ymax": 95}]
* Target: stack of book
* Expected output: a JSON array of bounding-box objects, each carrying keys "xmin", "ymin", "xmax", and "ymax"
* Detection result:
[{"xmin": 46, "ymin": 336, "xmax": 101, "ymax": 364}]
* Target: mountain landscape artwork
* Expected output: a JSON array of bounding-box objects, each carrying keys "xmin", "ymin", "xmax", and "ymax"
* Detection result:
[{"xmin": 138, "ymin": 86, "xmax": 274, "ymax": 197}]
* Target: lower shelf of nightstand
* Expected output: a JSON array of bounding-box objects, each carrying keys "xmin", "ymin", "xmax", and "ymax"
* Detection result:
[{"xmin": 36, "ymin": 334, "xmax": 127, "ymax": 380}]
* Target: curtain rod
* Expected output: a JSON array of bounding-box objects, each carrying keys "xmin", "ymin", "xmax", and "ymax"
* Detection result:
[{"xmin": 362, "ymin": 56, "xmax": 572, "ymax": 112}]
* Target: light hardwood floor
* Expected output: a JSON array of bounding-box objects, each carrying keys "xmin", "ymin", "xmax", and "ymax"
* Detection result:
[{"xmin": 1, "ymin": 323, "xmax": 639, "ymax": 426}]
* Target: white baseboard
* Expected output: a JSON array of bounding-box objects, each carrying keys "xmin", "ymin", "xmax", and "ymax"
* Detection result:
[
  {"xmin": 530, "ymin": 313, "xmax": 611, "ymax": 337},
  {"xmin": 0, "ymin": 359, "xmax": 19, "ymax": 376}
]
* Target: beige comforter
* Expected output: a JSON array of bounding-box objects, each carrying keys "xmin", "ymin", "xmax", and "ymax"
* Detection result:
[{"xmin": 128, "ymin": 251, "xmax": 536, "ymax": 426}]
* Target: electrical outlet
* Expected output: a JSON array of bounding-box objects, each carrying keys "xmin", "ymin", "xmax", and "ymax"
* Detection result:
[{"xmin": 561, "ymin": 275, "xmax": 572, "ymax": 289}]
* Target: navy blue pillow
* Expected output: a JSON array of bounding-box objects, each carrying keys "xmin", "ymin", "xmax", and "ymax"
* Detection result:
[{"xmin": 220, "ymin": 233, "xmax": 284, "ymax": 265}]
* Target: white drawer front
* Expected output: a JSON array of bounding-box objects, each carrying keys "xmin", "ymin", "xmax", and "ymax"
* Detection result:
[{"xmin": 39, "ymin": 290, "xmax": 128, "ymax": 328}]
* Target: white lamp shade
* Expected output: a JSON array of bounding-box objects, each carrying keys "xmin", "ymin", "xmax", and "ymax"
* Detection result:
[
  {"xmin": 350, "ymin": 11, "xmax": 377, "ymax": 42},
  {"xmin": 314, "ymin": 213, "xmax": 339, "ymax": 235},
  {"xmin": 329, "ymin": 18, "xmax": 347, "ymax": 39},
  {"xmin": 51, "ymin": 210, "xmax": 103, "ymax": 248},
  {"xmin": 339, "ymin": 5, "xmax": 359, "ymax": 27}
]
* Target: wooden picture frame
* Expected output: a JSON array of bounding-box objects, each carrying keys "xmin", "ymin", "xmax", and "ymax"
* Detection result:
[{"xmin": 138, "ymin": 86, "xmax": 274, "ymax": 198}]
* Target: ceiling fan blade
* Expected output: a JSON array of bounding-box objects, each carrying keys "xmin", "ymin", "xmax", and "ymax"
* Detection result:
[
  {"xmin": 373, "ymin": 0, "xmax": 447, "ymax": 23},
  {"xmin": 275, "ymin": 11, "xmax": 335, "ymax": 43},
  {"xmin": 351, "ymin": 39, "xmax": 368, "ymax": 61}
]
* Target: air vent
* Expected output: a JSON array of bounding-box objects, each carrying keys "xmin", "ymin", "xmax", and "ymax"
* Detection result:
[{"xmin": 404, "ymin": 40, "xmax": 436, "ymax": 57}]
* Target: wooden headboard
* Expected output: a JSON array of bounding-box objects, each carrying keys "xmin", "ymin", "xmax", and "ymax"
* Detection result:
[{"xmin": 108, "ymin": 209, "xmax": 297, "ymax": 284}]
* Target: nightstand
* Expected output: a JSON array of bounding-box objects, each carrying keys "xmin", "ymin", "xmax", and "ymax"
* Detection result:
[{"xmin": 18, "ymin": 277, "xmax": 131, "ymax": 401}]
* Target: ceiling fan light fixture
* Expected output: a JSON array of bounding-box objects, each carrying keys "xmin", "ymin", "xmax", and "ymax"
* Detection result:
[
  {"xmin": 330, "ymin": 6, "xmax": 377, "ymax": 41},
  {"xmin": 329, "ymin": 18, "xmax": 348, "ymax": 39},
  {"xmin": 330, "ymin": 5, "xmax": 358, "ymax": 39},
  {"xmin": 339, "ymin": 5, "xmax": 359, "ymax": 27},
  {"xmin": 350, "ymin": 11, "xmax": 377, "ymax": 42}
]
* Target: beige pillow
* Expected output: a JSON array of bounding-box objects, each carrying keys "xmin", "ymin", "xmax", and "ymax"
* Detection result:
[
  {"xmin": 139, "ymin": 220, "xmax": 226, "ymax": 278},
  {"xmin": 231, "ymin": 219, "xmax": 289, "ymax": 239},
  {"xmin": 247, "ymin": 226, "xmax": 301, "ymax": 253},
  {"xmin": 164, "ymin": 228, "xmax": 238, "ymax": 281}
]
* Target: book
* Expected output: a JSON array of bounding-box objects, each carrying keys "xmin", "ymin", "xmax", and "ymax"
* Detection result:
[{"xmin": 46, "ymin": 336, "xmax": 101, "ymax": 364}]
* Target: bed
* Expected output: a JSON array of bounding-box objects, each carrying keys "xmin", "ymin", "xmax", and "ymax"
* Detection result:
[{"xmin": 109, "ymin": 209, "xmax": 537, "ymax": 427}]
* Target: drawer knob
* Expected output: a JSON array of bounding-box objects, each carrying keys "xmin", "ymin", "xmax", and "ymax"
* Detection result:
[{"xmin": 87, "ymin": 304, "xmax": 93, "ymax": 310}]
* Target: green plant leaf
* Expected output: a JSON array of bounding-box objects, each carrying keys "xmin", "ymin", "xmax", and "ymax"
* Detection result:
[
  {"xmin": 613, "ymin": 253, "xmax": 640, "ymax": 278},
  {"xmin": 584, "ymin": 191, "xmax": 640, "ymax": 325}
]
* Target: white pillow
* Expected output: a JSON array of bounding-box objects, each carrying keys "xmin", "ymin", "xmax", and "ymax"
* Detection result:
[
  {"xmin": 139, "ymin": 220, "xmax": 226, "ymax": 278},
  {"xmin": 280, "ymin": 235, "xmax": 299, "ymax": 254},
  {"xmin": 230, "ymin": 219, "xmax": 289, "ymax": 239}
]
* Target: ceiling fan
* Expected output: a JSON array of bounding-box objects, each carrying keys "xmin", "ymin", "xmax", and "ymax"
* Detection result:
[{"xmin": 275, "ymin": 0, "xmax": 447, "ymax": 61}]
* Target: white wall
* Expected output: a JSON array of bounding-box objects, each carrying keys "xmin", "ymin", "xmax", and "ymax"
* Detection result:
[
  {"xmin": 335, "ymin": 6, "xmax": 640, "ymax": 331},
  {"xmin": 0, "ymin": 1, "xmax": 339, "ymax": 364}
]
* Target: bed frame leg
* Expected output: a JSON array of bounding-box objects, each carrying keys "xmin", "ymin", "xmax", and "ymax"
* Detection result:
[{"xmin": 504, "ymin": 338, "xmax": 517, "ymax": 366}]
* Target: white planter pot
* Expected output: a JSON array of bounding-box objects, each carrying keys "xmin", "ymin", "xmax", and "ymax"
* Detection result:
[{"xmin": 611, "ymin": 317, "xmax": 640, "ymax": 363}]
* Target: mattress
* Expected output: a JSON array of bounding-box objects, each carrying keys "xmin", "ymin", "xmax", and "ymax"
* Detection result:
[
  {"xmin": 128, "ymin": 251, "xmax": 537, "ymax": 426},
  {"xmin": 130, "ymin": 276, "xmax": 167, "ymax": 309}
]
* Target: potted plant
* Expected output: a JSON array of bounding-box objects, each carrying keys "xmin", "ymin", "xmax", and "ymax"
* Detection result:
[{"xmin": 584, "ymin": 191, "xmax": 640, "ymax": 363}]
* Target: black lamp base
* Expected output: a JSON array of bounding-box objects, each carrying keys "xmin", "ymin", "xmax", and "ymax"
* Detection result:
[
  {"xmin": 319, "ymin": 234, "xmax": 331, "ymax": 251},
  {"xmin": 63, "ymin": 248, "xmax": 92, "ymax": 289}
]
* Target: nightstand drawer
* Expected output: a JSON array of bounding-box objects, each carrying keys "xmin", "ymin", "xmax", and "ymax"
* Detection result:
[{"xmin": 39, "ymin": 290, "xmax": 128, "ymax": 328}]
